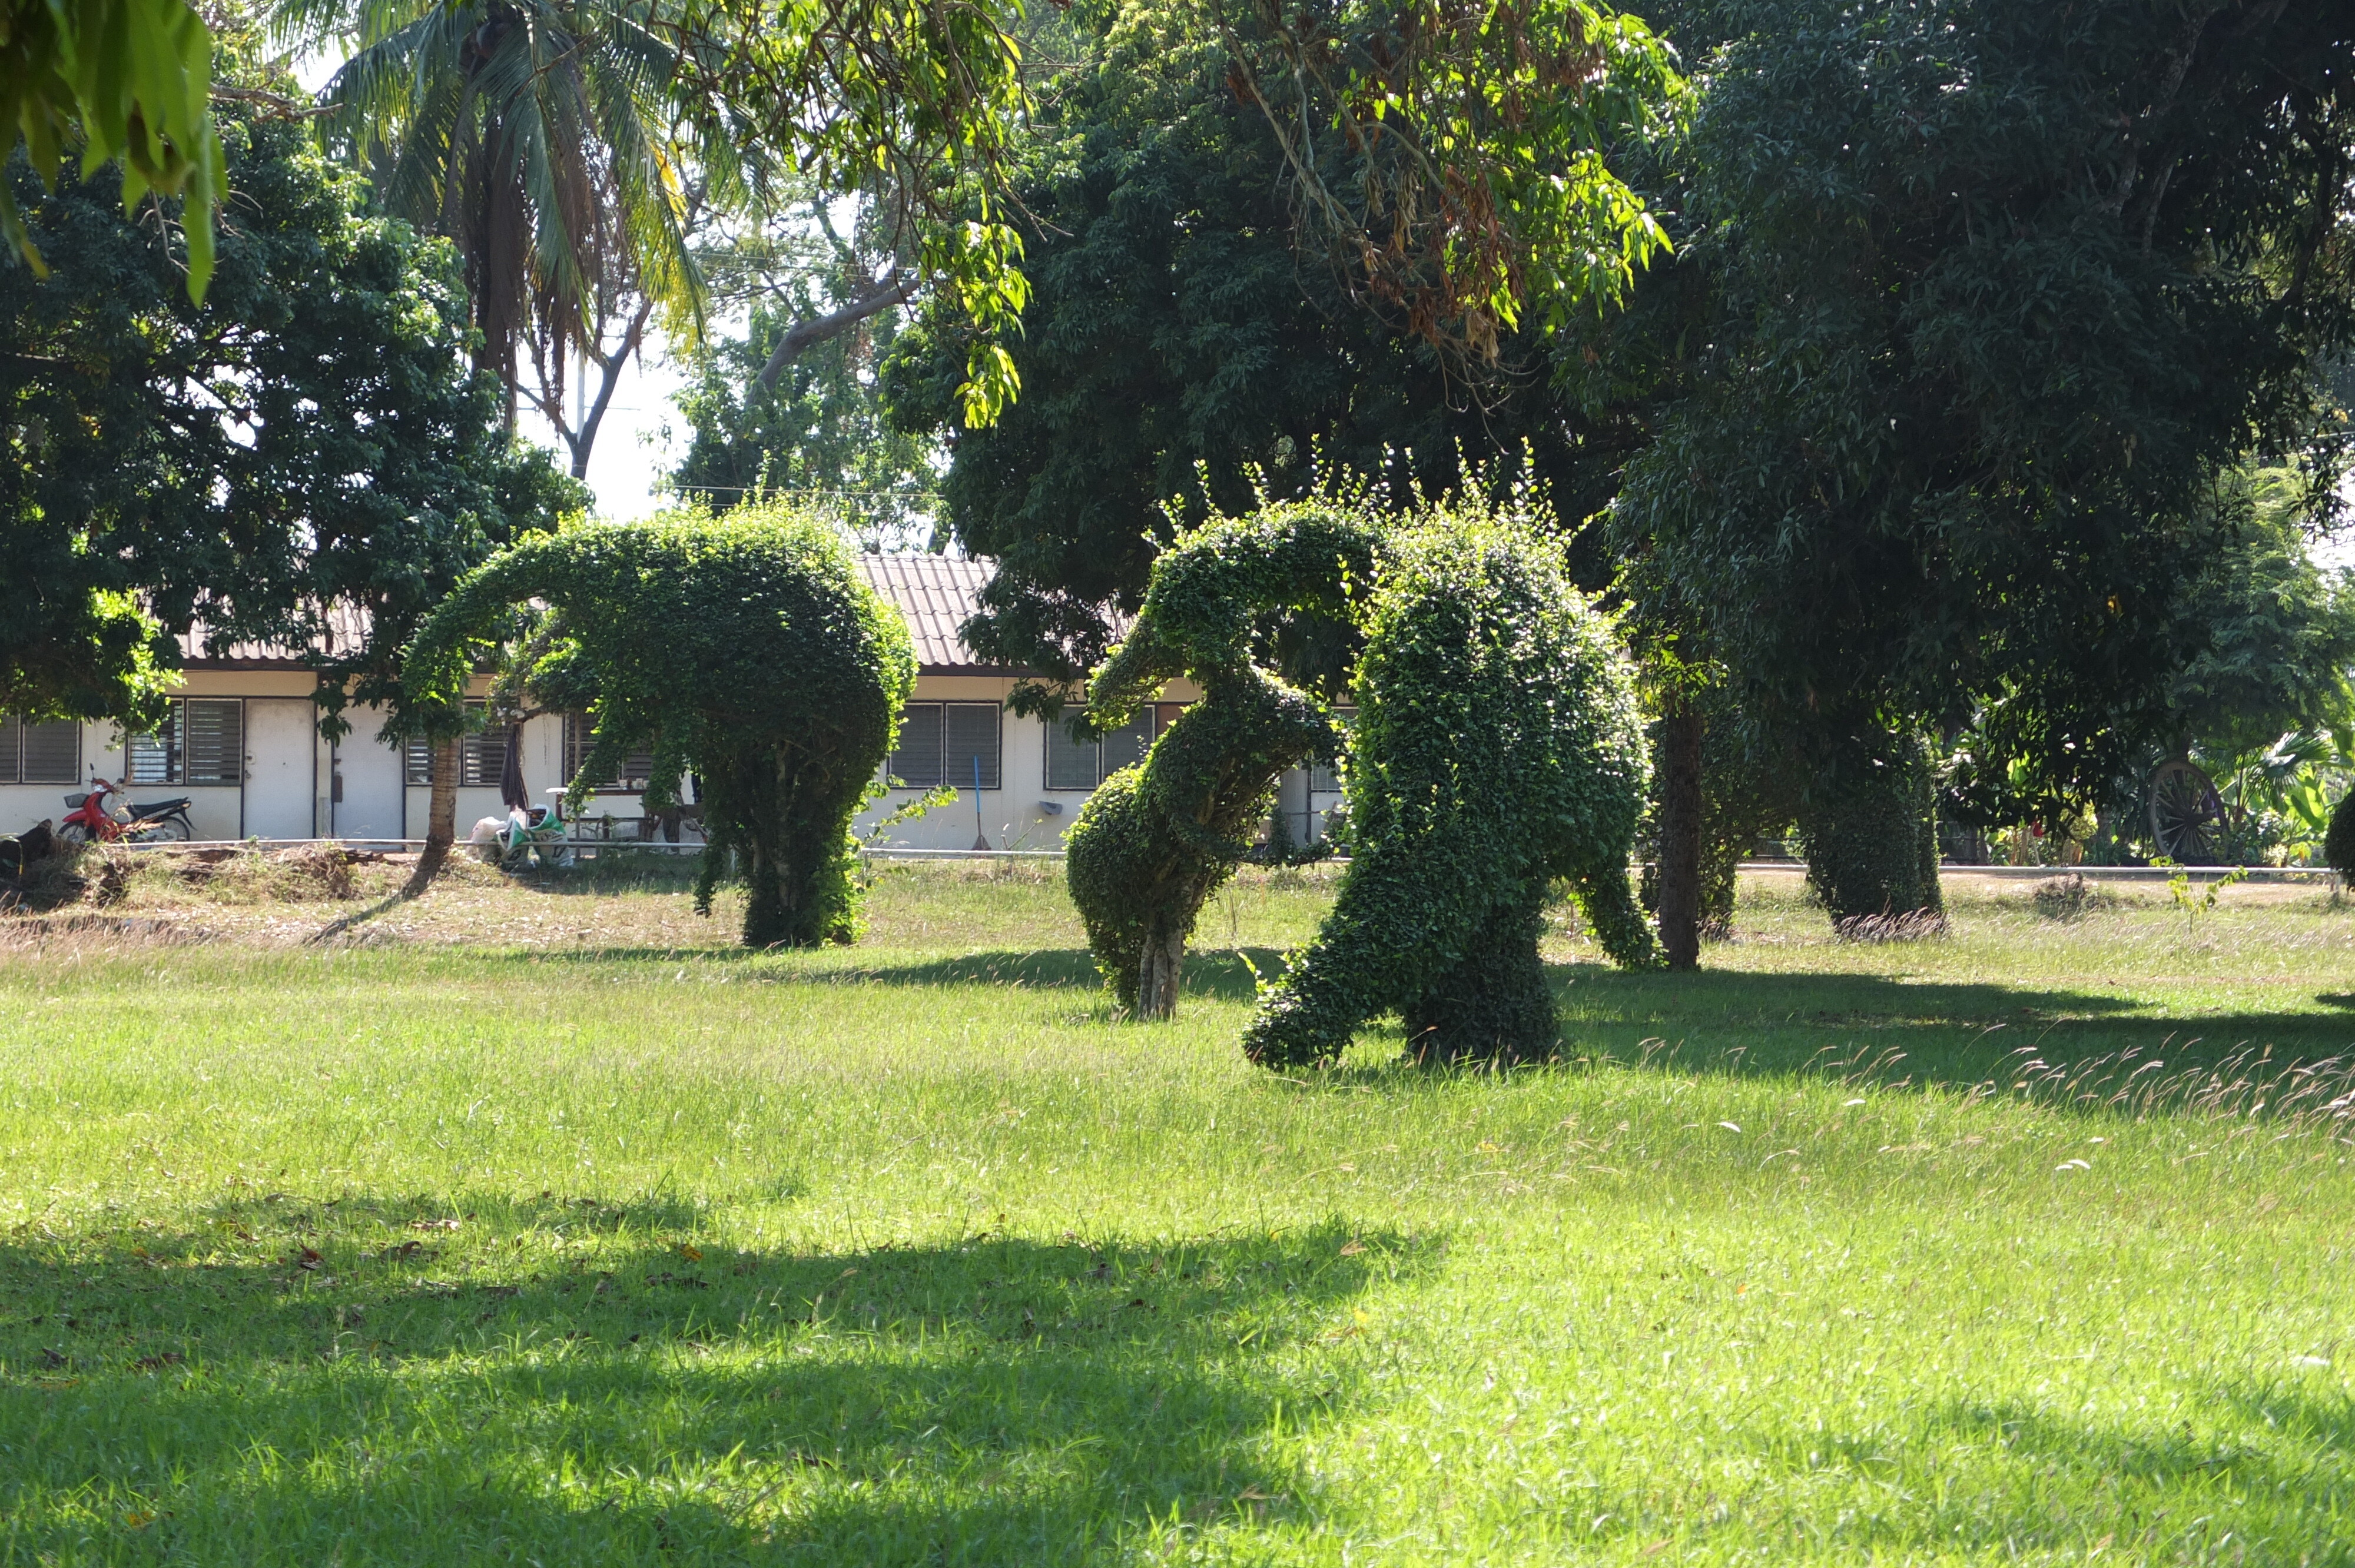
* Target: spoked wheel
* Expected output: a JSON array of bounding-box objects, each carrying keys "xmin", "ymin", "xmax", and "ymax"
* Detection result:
[{"xmin": 2149, "ymin": 758, "xmax": 2225, "ymax": 863}]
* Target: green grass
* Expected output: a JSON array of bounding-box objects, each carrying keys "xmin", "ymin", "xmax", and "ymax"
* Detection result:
[{"xmin": 6, "ymin": 865, "xmax": 2355, "ymax": 1564}]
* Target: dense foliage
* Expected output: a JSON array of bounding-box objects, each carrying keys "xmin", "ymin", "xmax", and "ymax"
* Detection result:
[
  {"xmin": 1210, "ymin": 0, "xmax": 1681, "ymax": 367},
  {"xmin": 1603, "ymin": 0, "xmax": 2355, "ymax": 828},
  {"xmin": 0, "ymin": 95, "xmax": 576, "ymax": 729},
  {"xmin": 2326, "ymin": 790, "xmax": 2355, "ymax": 888},
  {"xmin": 1245, "ymin": 499, "xmax": 1653, "ymax": 1068},
  {"xmin": 403, "ymin": 509, "xmax": 916, "ymax": 946},
  {"xmin": 1066, "ymin": 505, "xmax": 1375, "ymax": 1016},
  {"xmin": 1796, "ymin": 728, "xmax": 1944, "ymax": 929},
  {"xmin": 669, "ymin": 286, "xmax": 938, "ymax": 550},
  {"xmin": 883, "ymin": 0, "xmax": 1657, "ymax": 692}
]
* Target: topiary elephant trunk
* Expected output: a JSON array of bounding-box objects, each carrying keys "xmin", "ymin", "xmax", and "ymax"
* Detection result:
[{"xmin": 1065, "ymin": 508, "xmax": 1375, "ymax": 1018}]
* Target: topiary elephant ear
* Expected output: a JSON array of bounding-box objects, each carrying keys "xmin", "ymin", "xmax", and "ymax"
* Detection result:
[
  {"xmin": 1245, "ymin": 501, "xmax": 1657, "ymax": 1069},
  {"xmin": 1065, "ymin": 504, "xmax": 1379, "ymax": 1018},
  {"xmin": 404, "ymin": 505, "xmax": 916, "ymax": 947}
]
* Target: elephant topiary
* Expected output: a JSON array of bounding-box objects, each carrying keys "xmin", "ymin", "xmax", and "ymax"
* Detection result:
[
  {"xmin": 1243, "ymin": 505, "xmax": 1657, "ymax": 1068},
  {"xmin": 1065, "ymin": 506, "xmax": 1375, "ymax": 1017},
  {"xmin": 404, "ymin": 505, "xmax": 915, "ymax": 947}
]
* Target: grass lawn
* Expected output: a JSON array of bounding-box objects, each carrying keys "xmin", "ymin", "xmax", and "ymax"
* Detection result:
[{"xmin": 6, "ymin": 860, "xmax": 2355, "ymax": 1564}]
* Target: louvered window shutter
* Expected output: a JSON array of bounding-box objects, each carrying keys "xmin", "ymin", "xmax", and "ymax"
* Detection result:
[
  {"xmin": 944, "ymin": 704, "xmax": 1001, "ymax": 790},
  {"xmin": 1099, "ymin": 708, "xmax": 1156, "ymax": 777},
  {"xmin": 128, "ymin": 706, "xmax": 180, "ymax": 784},
  {"xmin": 1043, "ymin": 716, "xmax": 1098, "ymax": 790},
  {"xmin": 19, "ymin": 719, "xmax": 78, "ymax": 783},
  {"xmin": 183, "ymin": 700, "xmax": 243, "ymax": 784},
  {"xmin": 888, "ymin": 704, "xmax": 944, "ymax": 788}
]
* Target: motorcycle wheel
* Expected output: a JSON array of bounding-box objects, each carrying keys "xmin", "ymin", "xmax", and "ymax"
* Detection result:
[
  {"xmin": 138, "ymin": 816, "xmax": 192, "ymax": 843},
  {"xmin": 57, "ymin": 823, "xmax": 88, "ymax": 846}
]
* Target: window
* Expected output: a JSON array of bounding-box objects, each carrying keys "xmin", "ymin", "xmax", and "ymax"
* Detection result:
[
  {"xmin": 1308, "ymin": 707, "xmax": 1357, "ymax": 793},
  {"xmin": 402, "ymin": 702, "xmax": 508, "ymax": 786},
  {"xmin": 128, "ymin": 699, "xmax": 242, "ymax": 785},
  {"xmin": 1044, "ymin": 705, "xmax": 1164, "ymax": 790},
  {"xmin": 888, "ymin": 702, "xmax": 1001, "ymax": 789},
  {"xmin": 565, "ymin": 713, "xmax": 659, "ymax": 792},
  {"xmin": 0, "ymin": 715, "xmax": 79, "ymax": 784}
]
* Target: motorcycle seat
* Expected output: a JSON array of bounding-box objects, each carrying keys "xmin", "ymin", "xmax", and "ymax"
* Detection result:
[{"xmin": 128, "ymin": 798, "xmax": 191, "ymax": 817}]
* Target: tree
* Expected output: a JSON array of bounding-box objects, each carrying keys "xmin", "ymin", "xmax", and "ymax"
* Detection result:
[
  {"xmin": 0, "ymin": 86, "xmax": 577, "ymax": 742},
  {"xmin": 883, "ymin": 0, "xmax": 1651, "ymax": 690},
  {"xmin": 1602, "ymin": 0, "xmax": 2355, "ymax": 891},
  {"xmin": 0, "ymin": 0, "xmax": 224, "ymax": 299},
  {"xmin": 668, "ymin": 227, "xmax": 940, "ymax": 550},
  {"xmin": 1243, "ymin": 496, "xmax": 1654, "ymax": 1069},
  {"xmin": 284, "ymin": 0, "xmax": 723, "ymax": 440},
  {"xmin": 403, "ymin": 507, "xmax": 917, "ymax": 946}
]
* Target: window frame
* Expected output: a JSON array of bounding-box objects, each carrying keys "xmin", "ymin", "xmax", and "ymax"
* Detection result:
[
  {"xmin": 1040, "ymin": 702, "xmax": 1182, "ymax": 791},
  {"xmin": 0, "ymin": 714, "xmax": 81, "ymax": 785},
  {"xmin": 127, "ymin": 699, "xmax": 244, "ymax": 786},
  {"xmin": 886, "ymin": 700, "xmax": 1004, "ymax": 790},
  {"xmin": 563, "ymin": 713, "xmax": 659, "ymax": 794},
  {"xmin": 403, "ymin": 701, "xmax": 509, "ymax": 787}
]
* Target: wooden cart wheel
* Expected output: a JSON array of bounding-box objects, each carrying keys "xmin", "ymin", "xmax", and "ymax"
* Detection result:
[{"xmin": 2148, "ymin": 757, "xmax": 2225, "ymax": 864}]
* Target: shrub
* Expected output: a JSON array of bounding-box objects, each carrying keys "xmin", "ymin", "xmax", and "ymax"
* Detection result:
[
  {"xmin": 1243, "ymin": 501, "xmax": 1656, "ymax": 1069},
  {"xmin": 406, "ymin": 506, "xmax": 914, "ymax": 946},
  {"xmin": 1066, "ymin": 506, "xmax": 1376, "ymax": 1016},
  {"xmin": 2324, "ymin": 789, "xmax": 2355, "ymax": 885},
  {"xmin": 1797, "ymin": 725, "xmax": 1944, "ymax": 930}
]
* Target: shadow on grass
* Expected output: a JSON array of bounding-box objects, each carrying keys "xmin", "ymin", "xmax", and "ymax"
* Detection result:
[{"xmin": 0, "ymin": 1192, "xmax": 1419, "ymax": 1562}]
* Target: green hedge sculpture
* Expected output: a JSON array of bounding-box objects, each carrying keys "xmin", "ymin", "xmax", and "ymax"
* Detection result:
[
  {"xmin": 1796, "ymin": 723, "xmax": 1943, "ymax": 932},
  {"xmin": 1243, "ymin": 506, "xmax": 1657, "ymax": 1067},
  {"xmin": 1066, "ymin": 505, "xmax": 1376, "ymax": 1017},
  {"xmin": 404, "ymin": 506, "xmax": 915, "ymax": 946}
]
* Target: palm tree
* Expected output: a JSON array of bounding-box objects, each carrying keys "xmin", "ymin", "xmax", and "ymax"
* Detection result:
[
  {"xmin": 277, "ymin": 0, "xmax": 729, "ymax": 431},
  {"xmin": 277, "ymin": 0, "xmax": 738, "ymax": 888}
]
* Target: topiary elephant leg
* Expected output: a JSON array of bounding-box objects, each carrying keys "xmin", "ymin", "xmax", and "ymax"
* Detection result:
[
  {"xmin": 1067, "ymin": 770, "xmax": 1153, "ymax": 1012},
  {"xmin": 1566, "ymin": 858, "xmax": 1660, "ymax": 970},
  {"xmin": 1399, "ymin": 893, "xmax": 1557, "ymax": 1062},
  {"xmin": 1244, "ymin": 835, "xmax": 1482, "ymax": 1067}
]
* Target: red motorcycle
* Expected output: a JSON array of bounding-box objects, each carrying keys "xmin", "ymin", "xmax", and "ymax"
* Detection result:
[{"xmin": 59, "ymin": 776, "xmax": 195, "ymax": 845}]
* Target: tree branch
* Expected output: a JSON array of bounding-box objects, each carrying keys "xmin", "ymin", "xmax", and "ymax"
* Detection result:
[{"xmin": 754, "ymin": 268, "xmax": 917, "ymax": 393}]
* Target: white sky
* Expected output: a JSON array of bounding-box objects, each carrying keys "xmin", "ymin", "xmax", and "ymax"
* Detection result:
[{"xmin": 542, "ymin": 348, "xmax": 684, "ymax": 522}]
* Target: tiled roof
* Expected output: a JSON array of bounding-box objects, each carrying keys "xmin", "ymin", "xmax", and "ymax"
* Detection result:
[
  {"xmin": 177, "ymin": 602, "xmax": 375, "ymax": 668},
  {"xmin": 860, "ymin": 553, "xmax": 1009, "ymax": 671},
  {"xmin": 170, "ymin": 558, "xmax": 1012, "ymax": 673}
]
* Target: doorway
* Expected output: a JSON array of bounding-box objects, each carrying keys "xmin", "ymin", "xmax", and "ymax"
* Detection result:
[{"xmin": 243, "ymin": 699, "xmax": 317, "ymax": 840}]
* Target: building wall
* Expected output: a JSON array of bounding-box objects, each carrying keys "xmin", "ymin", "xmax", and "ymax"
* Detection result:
[{"xmin": 4, "ymin": 671, "xmax": 1287, "ymax": 853}]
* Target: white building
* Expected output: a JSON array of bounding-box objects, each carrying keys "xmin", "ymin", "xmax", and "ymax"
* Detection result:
[{"xmin": 0, "ymin": 556, "xmax": 1344, "ymax": 852}]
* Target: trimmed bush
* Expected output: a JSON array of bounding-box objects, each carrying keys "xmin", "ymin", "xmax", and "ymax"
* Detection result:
[
  {"xmin": 1243, "ymin": 503, "xmax": 1656, "ymax": 1069},
  {"xmin": 2328, "ymin": 789, "xmax": 2355, "ymax": 885},
  {"xmin": 1796, "ymin": 724, "xmax": 1943, "ymax": 931},
  {"xmin": 405, "ymin": 506, "xmax": 914, "ymax": 946},
  {"xmin": 1066, "ymin": 506, "xmax": 1375, "ymax": 1016}
]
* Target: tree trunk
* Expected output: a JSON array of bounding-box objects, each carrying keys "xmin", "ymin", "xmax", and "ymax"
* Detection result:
[
  {"xmin": 1135, "ymin": 923, "xmax": 1186, "ymax": 1021},
  {"xmin": 1657, "ymin": 705, "xmax": 1703, "ymax": 971},
  {"xmin": 402, "ymin": 738, "xmax": 460, "ymax": 897}
]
